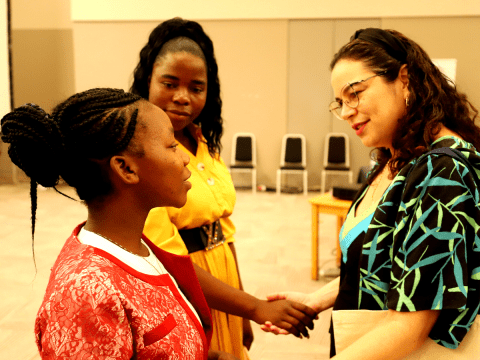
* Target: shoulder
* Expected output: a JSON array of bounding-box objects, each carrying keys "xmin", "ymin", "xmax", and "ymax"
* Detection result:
[
  {"xmin": 405, "ymin": 137, "xmax": 480, "ymax": 182},
  {"xmin": 49, "ymin": 238, "xmax": 122, "ymax": 295},
  {"xmin": 395, "ymin": 137, "xmax": 480, "ymax": 208}
]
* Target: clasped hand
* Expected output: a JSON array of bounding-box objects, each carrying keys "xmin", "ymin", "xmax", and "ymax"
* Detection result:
[{"xmin": 253, "ymin": 296, "xmax": 318, "ymax": 338}]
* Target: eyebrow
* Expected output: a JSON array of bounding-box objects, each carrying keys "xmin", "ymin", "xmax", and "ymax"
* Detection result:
[{"xmin": 160, "ymin": 74, "xmax": 206, "ymax": 86}]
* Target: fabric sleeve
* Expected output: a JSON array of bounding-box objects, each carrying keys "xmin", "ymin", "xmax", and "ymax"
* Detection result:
[
  {"xmin": 387, "ymin": 153, "xmax": 480, "ymax": 347},
  {"xmin": 143, "ymin": 207, "xmax": 189, "ymax": 256},
  {"xmin": 35, "ymin": 274, "xmax": 133, "ymax": 359}
]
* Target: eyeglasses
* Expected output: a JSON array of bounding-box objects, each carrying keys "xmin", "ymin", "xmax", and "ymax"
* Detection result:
[{"xmin": 329, "ymin": 70, "xmax": 388, "ymax": 120}]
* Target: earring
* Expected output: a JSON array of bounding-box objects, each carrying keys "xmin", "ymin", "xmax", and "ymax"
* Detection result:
[{"xmin": 405, "ymin": 97, "xmax": 410, "ymax": 107}]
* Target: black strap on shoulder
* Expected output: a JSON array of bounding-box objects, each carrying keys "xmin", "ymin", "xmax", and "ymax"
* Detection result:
[{"xmin": 407, "ymin": 147, "xmax": 480, "ymax": 191}]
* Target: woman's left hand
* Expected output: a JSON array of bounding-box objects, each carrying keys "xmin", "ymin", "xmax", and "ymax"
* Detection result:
[{"xmin": 242, "ymin": 318, "xmax": 254, "ymax": 350}]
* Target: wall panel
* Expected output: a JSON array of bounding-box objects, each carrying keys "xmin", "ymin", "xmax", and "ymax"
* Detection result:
[
  {"xmin": 71, "ymin": 0, "xmax": 480, "ymax": 21},
  {"xmin": 0, "ymin": 0, "xmax": 12, "ymax": 183},
  {"xmin": 201, "ymin": 20, "xmax": 289, "ymax": 187},
  {"xmin": 287, "ymin": 20, "xmax": 334, "ymax": 189}
]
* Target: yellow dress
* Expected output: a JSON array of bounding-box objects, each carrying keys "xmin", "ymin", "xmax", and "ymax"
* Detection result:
[{"xmin": 143, "ymin": 126, "xmax": 245, "ymax": 360}]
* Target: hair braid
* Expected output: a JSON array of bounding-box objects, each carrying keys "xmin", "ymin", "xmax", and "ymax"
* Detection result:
[{"xmin": 1, "ymin": 88, "xmax": 144, "ymax": 267}]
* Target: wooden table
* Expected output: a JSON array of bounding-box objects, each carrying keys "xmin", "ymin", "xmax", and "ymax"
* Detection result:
[{"xmin": 309, "ymin": 193, "xmax": 352, "ymax": 280}]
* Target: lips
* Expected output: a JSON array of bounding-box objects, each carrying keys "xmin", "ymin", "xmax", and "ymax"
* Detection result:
[
  {"xmin": 184, "ymin": 169, "xmax": 192, "ymax": 182},
  {"xmin": 352, "ymin": 121, "xmax": 369, "ymax": 136},
  {"xmin": 168, "ymin": 109, "xmax": 190, "ymax": 117},
  {"xmin": 352, "ymin": 121, "xmax": 368, "ymax": 131}
]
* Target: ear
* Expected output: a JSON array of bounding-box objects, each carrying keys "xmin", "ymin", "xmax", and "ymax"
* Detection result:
[
  {"xmin": 109, "ymin": 154, "xmax": 140, "ymax": 185},
  {"xmin": 398, "ymin": 64, "xmax": 409, "ymax": 89},
  {"xmin": 397, "ymin": 64, "xmax": 410, "ymax": 100}
]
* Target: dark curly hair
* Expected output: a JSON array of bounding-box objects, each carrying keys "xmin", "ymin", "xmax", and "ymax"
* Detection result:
[
  {"xmin": 1, "ymin": 88, "xmax": 144, "ymax": 265},
  {"xmin": 130, "ymin": 17, "xmax": 223, "ymax": 156},
  {"xmin": 331, "ymin": 29, "xmax": 480, "ymax": 182}
]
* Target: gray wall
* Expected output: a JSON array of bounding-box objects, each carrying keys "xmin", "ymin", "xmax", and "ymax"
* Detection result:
[{"xmin": 3, "ymin": 10, "xmax": 480, "ymax": 189}]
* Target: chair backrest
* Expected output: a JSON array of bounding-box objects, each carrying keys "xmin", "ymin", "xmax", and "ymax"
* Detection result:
[
  {"xmin": 235, "ymin": 136, "xmax": 252, "ymax": 161},
  {"xmin": 231, "ymin": 132, "xmax": 256, "ymax": 166},
  {"xmin": 280, "ymin": 134, "xmax": 306, "ymax": 167},
  {"xmin": 324, "ymin": 132, "xmax": 350, "ymax": 168}
]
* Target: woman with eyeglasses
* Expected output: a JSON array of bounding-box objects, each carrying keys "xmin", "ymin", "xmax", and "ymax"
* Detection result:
[{"xmin": 264, "ymin": 28, "xmax": 480, "ymax": 359}]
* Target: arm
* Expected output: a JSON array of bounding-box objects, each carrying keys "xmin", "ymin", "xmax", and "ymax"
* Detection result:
[
  {"xmin": 228, "ymin": 242, "xmax": 254, "ymax": 349},
  {"xmin": 36, "ymin": 275, "xmax": 133, "ymax": 359},
  {"xmin": 193, "ymin": 263, "xmax": 316, "ymax": 338},
  {"xmin": 208, "ymin": 350, "xmax": 240, "ymax": 360},
  {"xmin": 333, "ymin": 309, "xmax": 439, "ymax": 359},
  {"xmin": 266, "ymin": 276, "xmax": 339, "ymax": 312}
]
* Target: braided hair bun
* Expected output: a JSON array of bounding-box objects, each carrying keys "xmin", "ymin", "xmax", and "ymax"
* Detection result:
[
  {"xmin": 1, "ymin": 88, "xmax": 143, "ymax": 262},
  {"xmin": 1, "ymin": 103, "xmax": 63, "ymax": 187}
]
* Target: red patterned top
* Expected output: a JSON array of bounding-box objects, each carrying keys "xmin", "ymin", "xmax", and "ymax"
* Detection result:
[{"xmin": 35, "ymin": 224, "xmax": 212, "ymax": 359}]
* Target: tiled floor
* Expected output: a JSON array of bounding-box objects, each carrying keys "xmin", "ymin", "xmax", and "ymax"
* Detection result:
[{"xmin": 0, "ymin": 184, "xmax": 339, "ymax": 359}]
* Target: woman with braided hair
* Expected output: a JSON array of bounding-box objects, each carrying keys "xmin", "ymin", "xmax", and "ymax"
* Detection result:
[
  {"xmin": 1, "ymin": 88, "xmax": 241, "ymax": 359},
  {"xmin": 131, "ymin": 17, "xmax": 317, "ymax": 360}
]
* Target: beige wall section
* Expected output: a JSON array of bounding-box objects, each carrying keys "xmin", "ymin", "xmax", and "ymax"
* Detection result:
[
  {"xmin": 288, "ymin": 20, "xmax": 335, "ymax": 189},
  {"xmin": 0, "ymin": 0, "xmax": 12, "ymax": 183},
  {"xmin": 202, "ymin": 20, "xmax": 288, "ymax": 187},
  {"xmin": 72, "ymin": 22, "xmax": 156, "ymax": 91},
  {"xmin": 11, "ymin": 0, "xmax": 72, "ymax": 29},
  {"xmin": 12, "ymin": 30, "xmax": 75, "ymax": 111},
  {"xmin": 71, "ymin": 0, "xmax": 480, "ymax": 21}
]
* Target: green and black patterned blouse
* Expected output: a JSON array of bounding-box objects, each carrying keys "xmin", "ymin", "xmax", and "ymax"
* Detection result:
[{"xmin": 335, "ymin": 136, "xmax": 480, "ymax": 350}]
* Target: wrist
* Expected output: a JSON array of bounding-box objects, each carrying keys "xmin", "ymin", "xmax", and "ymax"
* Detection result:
[{"xmin": 248, "ymin": 298, "xmax": 264, "ymax": 324}]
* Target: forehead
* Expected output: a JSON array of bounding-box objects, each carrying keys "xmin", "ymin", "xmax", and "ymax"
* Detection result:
[
  {"xmin": 331, "ymin": 60, "xmax": 373, "ymax": 94},
  {"xmin": 138, "ymin": 103, "xmax": 172, "ymax": 137},
  {"xmin": 152, "ymin": 51, "xmax": 207, "ymax": 78}
]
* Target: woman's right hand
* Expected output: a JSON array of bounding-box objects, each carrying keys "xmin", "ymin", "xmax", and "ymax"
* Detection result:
[
  {"xmin": 266, "ymin": 292, "xmax": 321, "ymax": 311},
  {"xmin": 260, "ymin": 292, "xmax": 319, "ymax": 335},
  {"xmin": 261, "ymin": 277, "xmax": 340, "ymax": 335}
]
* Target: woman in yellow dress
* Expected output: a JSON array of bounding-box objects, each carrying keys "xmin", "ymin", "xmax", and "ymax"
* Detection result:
[{"xmin": 131, "ymin": 17, "xmax": 316, "ymax": 359}]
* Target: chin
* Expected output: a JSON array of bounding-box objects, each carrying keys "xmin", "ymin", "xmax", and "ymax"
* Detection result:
[{"xmin": 172, "ymin": 196, "xmax": 188, "ymax": 209}]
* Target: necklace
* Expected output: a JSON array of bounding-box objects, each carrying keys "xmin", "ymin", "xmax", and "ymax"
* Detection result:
[
  {"xmin": 91, "ymin": 231, "xmax": 162, "ymax": 275},
  {"xmin": 370, "ymin": 165, "xmax": 390, "ymax": 202}
]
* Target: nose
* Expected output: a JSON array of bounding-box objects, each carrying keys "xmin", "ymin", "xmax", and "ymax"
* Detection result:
[
  {"xmin": 180, "ymin": 149, "xmax": 190, "ymax": 166},
  {"xmin": 340, "ymin": 105, "xmax": 356, "ymax": 120},
  {"xmin": 172, "ymin": 87, "xmax": 190, "ymax": 105}
]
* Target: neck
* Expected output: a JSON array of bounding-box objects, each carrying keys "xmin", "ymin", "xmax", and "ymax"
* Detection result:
[
  {"xmin": 434, "ymin": 125, "xmax": 463, "ymax": 141},
  {"xmin": 175, "ymin": 125, "xmax": 198, "ymax": 155},
  {"xmin": 84, "ymin": 194, "xmax": 149, "ymax": 256}
]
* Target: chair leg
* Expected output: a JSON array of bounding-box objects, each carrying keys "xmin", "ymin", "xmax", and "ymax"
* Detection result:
[
  {"xmin": 321, "ymin": 171, "xmax": 325, "ymax": 194},
  {"xmin": 303, "ymin": 170, "xmax": 308, "ymax": 196},
  {"xmin": 276, "ymin": 169, "xmax": 281, "ymax": 195}
]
